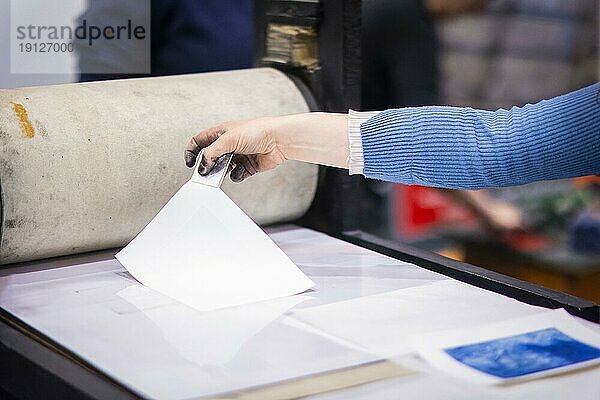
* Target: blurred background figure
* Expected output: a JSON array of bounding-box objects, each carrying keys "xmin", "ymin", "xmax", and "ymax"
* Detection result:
[
  {"xmin": 436, "ymin": 0, "xmax": 598, "ymax": 250},
  {"xmin": 359, "ymin": 0, "xmax": 599, "ymax": 302},
  {"xmin": 76, "ymin": 0, "xmax": 254, "ymax": 82},
  {"xmin": 358, "ymin": 0, "xmax": 440, "ymax": 239},
  {"xmin": 360, "ymin": 0, "xmax": 518, "ymax": 240}
]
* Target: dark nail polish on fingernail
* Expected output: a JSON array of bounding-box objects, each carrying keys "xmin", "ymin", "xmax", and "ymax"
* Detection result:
[
  {"xmin": 198, "ymin": 156, "xmax": 208, "ymax": 175},
  {"xmin": 185, "ymin": 153, "xmax": 195, "ymax": 168},
  {"xmin": 231, "ymin": 165, "xmax": 245, "ymax": 182}
]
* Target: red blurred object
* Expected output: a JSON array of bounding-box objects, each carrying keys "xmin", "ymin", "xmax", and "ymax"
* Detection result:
[
  {"xmin": 393, "ymin": 185, "xmax": 476, "ymax": 239},
  {"xmin": 500, "ymin": 231, "xmax": 553, "ymax": 252},
  {"xmin": 573, "ymin": 175, "xmax": 600, "ymax": 187}
]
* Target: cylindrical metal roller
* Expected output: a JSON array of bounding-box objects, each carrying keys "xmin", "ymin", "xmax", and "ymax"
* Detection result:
[{"xmin": 0, "ymin": 68, "xmax": 318, "ymax": 264}]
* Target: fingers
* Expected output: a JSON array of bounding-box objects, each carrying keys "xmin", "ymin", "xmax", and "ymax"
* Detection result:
[
  {"xmin": 184, "ymin": 125, "xmax": 228, "ymax": 168},
  {"xmin": 230, "ymin": 163, "xmax": 245, "ymax": 182},
  {"xmin": 184, "ymin": 136, "xmax": 202, "ymax": 168},
  {"xmin": 184, "ymin": 118, "xmax": 282, "ymax": 180},
  {"xmin": 198, "ymin": 133, "xmax": 239, "ymax": 175},
  {"xmin": 230, "ymin": 155, "xmax": 258, "ymax": 183}
]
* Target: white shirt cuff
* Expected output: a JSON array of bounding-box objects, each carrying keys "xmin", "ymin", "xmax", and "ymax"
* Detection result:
[{"xmin": 347, "ymin": 109, "xmax": 381, "ymax": 175}]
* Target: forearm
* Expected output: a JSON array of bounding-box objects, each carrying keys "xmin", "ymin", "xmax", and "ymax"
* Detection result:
[
  {"xmin": 359, "ymin": 83, "xmax": 600, "ymax": 189},
  {"xmin": 185, "ymin": 84, "xmax": 599, "ymax": 188},
  {"xmin": 275, "ymin": 112, "xmax": 349, "ymax": 169}
]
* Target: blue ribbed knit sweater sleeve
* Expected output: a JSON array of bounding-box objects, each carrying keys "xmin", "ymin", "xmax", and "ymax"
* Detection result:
[{"xmin": 360, "ymin": 83, "xmax": 600, "ymax": 189}]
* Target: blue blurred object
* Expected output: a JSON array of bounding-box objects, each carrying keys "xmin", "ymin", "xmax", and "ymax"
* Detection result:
[
  {"xmin": 78, "ymin": 0, "xmax": 254, "ymax": 81},
  {"xmin": 149, "ymin": 0, "xmax": 254, "ymax": 75},
  {"xmin": 569, "ymin": 210, "xmax": 600, "ymax": 254}
]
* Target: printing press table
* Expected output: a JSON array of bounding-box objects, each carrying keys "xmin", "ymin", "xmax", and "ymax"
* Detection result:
[
  {"xmin": 1, "ymin": 225, "xmax": 598, "ymax": 400},
  {"xmin": 3, "ymin": 4, "xmax": 597, "ymax": 395}
]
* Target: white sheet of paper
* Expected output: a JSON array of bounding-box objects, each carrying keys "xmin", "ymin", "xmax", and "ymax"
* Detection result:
[
  {"xmin": 291, "ymin": 280, "xmax": 547, "ymax": 358},
  {"xmin": 116, "ymin": 285, "xmax": 311, "ymax": 365},
  {"xmin": 412, "ymin": 309, "xmax": 600, "ymax": 385},
  {"xmin": 115, "ymin": 159, "xmax": 314, "ymax": 312}
]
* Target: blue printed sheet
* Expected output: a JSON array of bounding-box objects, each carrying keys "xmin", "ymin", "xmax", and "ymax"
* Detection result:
[
  {"xmin": 413, "ymin": 309, "xmax": 600, "ymax": 384},
  {"xmin": 445, "ymin": 327, "xmax": 600, "ymax": 379}
]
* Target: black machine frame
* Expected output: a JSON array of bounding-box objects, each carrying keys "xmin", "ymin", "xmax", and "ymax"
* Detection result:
[{"xmin": 1, "ymin": 0, "xmax": 598, "ymax": 399}]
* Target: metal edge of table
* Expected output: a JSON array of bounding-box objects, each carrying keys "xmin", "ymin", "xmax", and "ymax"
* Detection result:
[
  {"xmin": 340, "ymin": 229, "xmax": 600, "ymax": 323},
  {"xmin": 0, "ymin": 249, "xmax": 145, "ymax": 400},
  {"xmin": 0, "ymin": 309, "xmax": 143, "ymax": 400}
]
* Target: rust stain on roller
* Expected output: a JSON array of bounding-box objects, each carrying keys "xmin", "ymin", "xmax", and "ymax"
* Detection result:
[{"xmin": 11, "ymin": 102, "xmax": 35, "ymax": 138}]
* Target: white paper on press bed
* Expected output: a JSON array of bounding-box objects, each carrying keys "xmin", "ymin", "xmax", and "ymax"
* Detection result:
[{"xmin": 115, "ymin": 155, "xmax": 315, "ymax": 312}]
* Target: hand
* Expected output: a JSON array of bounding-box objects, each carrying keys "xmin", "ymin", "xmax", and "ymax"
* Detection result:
[
  {"xmin": 441, "ymin": 189, "xmax": 524, "ymax": 233},
  {"xmin": 185, "ymin": 118, "xmax": 286, "ymax": 182},
  {"xmin": 464, "ymin": 191, "xmax": 524, "ymax": 233},
  {"xmin": 478, "ymin": 199, "xmax": 524, "ymax": 233},
  {"xmin": 184, "ymin": 113, "xmax": 349, "ymax": 182}
]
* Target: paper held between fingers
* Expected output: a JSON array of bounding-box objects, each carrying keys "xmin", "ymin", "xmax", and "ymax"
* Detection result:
[
  {"xmin": 191, "ymin": 153, "xmax": 233, "ymax": 188},
  {"xmin": 115, "ymin": 154, "xmax": 314, "ymax": 312}
]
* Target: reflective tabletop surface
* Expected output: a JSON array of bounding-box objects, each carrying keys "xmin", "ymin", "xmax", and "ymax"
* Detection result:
[{"xmin": 0, "ymin": 226, "xmax": 598, "ymax": 399}]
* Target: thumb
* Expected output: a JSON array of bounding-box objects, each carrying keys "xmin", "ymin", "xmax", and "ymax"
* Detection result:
[{"xmin": 198, "ymin": 134, "xmax": 238, "ymax": 175}]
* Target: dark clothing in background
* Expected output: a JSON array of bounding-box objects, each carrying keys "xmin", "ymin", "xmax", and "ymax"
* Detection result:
[
  {"xmin": 78, "ymin": 0, "xmax": 254, "ymax": 82},
  {"xmin": 359, "ymin": 0, "xmax": 439, "ymax": 237},
  {"xmin": 150, "ymin": 0, "xmax": 253, "ymax": 75},
  {"xmin": 362, "ymin": 0, "xmax": 438, "ymax": 110}
]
